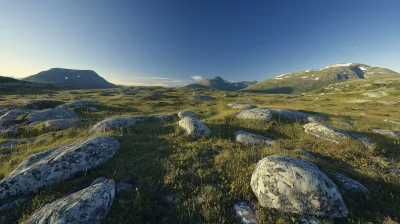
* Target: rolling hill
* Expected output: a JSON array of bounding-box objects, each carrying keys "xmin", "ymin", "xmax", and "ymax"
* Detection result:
[
  {"xmin": 23, "ymin": 68, "xmax": 117, "ymax": 89},
  {"xmin": 242, "ymin": 63, "xmax": 399, "ymax": 94},
  {"xmin": 186, "ymin": 76, "xmax": 257, "ymax": 91}
]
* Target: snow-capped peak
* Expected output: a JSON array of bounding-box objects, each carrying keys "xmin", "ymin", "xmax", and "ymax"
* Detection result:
[{"xmin": 320, "ymin": 63, "xmax": 352, "ymax": 70}]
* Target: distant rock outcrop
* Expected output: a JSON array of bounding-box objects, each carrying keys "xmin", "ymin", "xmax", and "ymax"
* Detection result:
[
  {"xmin": 251, "ymin": 155, "xmax": 348, "ymax": 218},
  {"xmin": 0, "ymin": 136, "xmax": 120, "ymax": 200},
  {"xmin": 23, "ymin": 68, "xmax": 117, "ymax": 89},
  {"xmin": 23, "ymin": 177, "xmax": 115, "ymax": 224},
  {"xmin": 23, "ymin": 100, "xmax": 63, "ymax": 110}
]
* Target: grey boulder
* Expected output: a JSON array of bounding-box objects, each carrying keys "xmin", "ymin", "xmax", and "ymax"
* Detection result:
[
  {"xmin": 227, "ymin": 103, "xmax": 257, "ymax": 110},
  {"xmin": 23, "ymin": 100, "xmax": 63, "ymax": 110},
  {"xmin": 23, "ymin": 177, "xmax": 115, "ymax": 224},
  {"xmin": 332, "ymin": 173, "xmax": 370, "ymax": 196},
  {"xmin": 234, "ymin": 130, "xmax": 274, "ymax": 146},
  {"xmin": 178, "ymin": 110, "xmax": 200, "ymax": 119},
  {"xmin": 0, "ymin": 136, "xmax": 119, "ymax": 200},
  {"xmin": 234, "ymin": 201, "xmax": 258, "ymax": 224},
  {"xmin": 372, "ymin": 129, "xmax": 400, "ymax": 139},
  {"xmin": 303, "ymin": 123, "xmax": 373, "ymax": 149},
  {"xmin": 27, "ymin": 108, "xmax": 77, "ymax": 123},
  {"xmin": 0, "ymin": 109, "xmax": 32, "ymax": 121},
  {"xmin": 57, "ymin": 100, "xmax": 100, "ymax": 109},
  {"xmin": 270, "ymin": 109, "xmax": 324, "ymax": 122},
  {"xmin": 178, "ymin": 117, "xmax": 211, "ymax": 139},
  {"xmin": 236, "ymin": 108, "xmax": 273, "ymax": 122},
  {"xmin": 89, "ymin": 115, "xmax": 168, "ymax": 133},
  {"xmin": 44, "ymin": 118, "xmax": 83, "ymax": 130},
  {"xmin": 251, "ymin": 155, "xmax": 348, "ymax": 218}
]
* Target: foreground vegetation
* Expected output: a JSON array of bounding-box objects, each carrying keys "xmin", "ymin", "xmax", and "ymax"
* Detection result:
[{"xmin": 0, "ymin": 83, "xmax": 399, "ymax": 223}]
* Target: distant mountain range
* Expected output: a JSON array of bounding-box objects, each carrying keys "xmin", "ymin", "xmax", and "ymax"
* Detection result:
[
  {"xmin": 242, "ymin": 63, "xmax": 399, "ymax": 94},
  {"xmin": 186, "ymin": 76, "xmax": 257, "ymax": 91},
  {"xmin": 23, "ymin": 68, "xmax": 117, "ymax": 89}
]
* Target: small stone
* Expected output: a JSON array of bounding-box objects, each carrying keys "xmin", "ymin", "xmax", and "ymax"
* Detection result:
[{"xmin": 234, "ymin": 130, "xmax": 274, "ymax": 146}]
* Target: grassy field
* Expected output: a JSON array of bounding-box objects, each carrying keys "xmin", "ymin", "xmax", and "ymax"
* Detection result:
[{"xmin": 0, "ymin": 84, "xmax": 399, "ymax": 223}]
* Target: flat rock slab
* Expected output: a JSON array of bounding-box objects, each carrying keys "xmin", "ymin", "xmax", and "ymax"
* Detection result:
[
  {"xmin": 251, "ymin": 155, "xmax": 348, "ymax": 218},
  {"xmin": 234, "ymin": 130, "xmax": 274, "ymax": 146},
  {"xmin": 0, "ymin": 136, "xmax": 120, "ymax": 200},
  {"xmin": 234, "ymin": 201, "xmax": 258, "ymax": 224},
  {"xmin": 332, "ymin": 172, "xmax": 370, "ymax": 196},
  {"xmin": 23, "ymin": 100, "xmax": 63, "ymax": 110},
  {"xmin": 178, "ymin": 110, "xmax": 200, "ymax": 119},
  {"xmin": 44, "ymin": 118, "xmax": 83, "ymax": 130},
  {"xmin": 57, "ymin": 100, "xmax": 100, "ymax": 109},
  {"xmin": 227, "ymin": 103, "xmax": 257, "ymax": 110},
  {"xmin": 372, "ymin": 129, "xmax": 400, "ymax": 139},
  {"xmin": 270, "ymin": 109, "xmax": 324, "ymax": 122},
  {"xmin": 0, "ymin": 109, "xmax": 33, "ymax": 121},
  {"xmin": 27, "ymin": 108, "xmax": 77, "ymax": 123},
  {"xmin": 303, "ymin": 123, "xmax": 373, "ymax": 149},
  {"xmin": 23, "ymin": 177, "xmax": 115, "ymax": 224},
  {"xmin": 178, "ymin": 117, "xmax": 211, "ymax": 139},
  {"xmin": 384, "ymin": 119, "xmax": 400, "ymax": 125},
  {"xmin": 236, "ymin": 108, "xmax": 273, "ymax": 122}
]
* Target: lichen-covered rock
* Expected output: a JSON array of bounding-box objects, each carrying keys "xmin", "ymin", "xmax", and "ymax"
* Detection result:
[
  {"xmin": 0, "ymin": 136, "xmax": 120, "ymax": 200},
  {"xmin": 251, "ymin": 155, "xmax": 348, "ymax": 218},
  {"xmin": 270, "ymin": 109, "xmax": 324, "ymax": 122},
  {"xmin": 178, "ymin": 110, "xmax": 200, "ymax": 119},
  {"xmin": 234, "ymin": 201, "xmax": 258, "ymax": 224},
  {"xmin": 23, "ymin": 177, "xmax": 115, "ymax": 224},
  {"xmin": 23, "ymin": 100, "xmax": 63, "ymax": 110},
  {"xmin": 193, "ymin": 95, "xmax": 213, "ymax": 101},
  {"xmin": 332, "ymin": 173, "xmax": 370, "ymax": 196},
  {"xmin": 227, "ymin": 103, "xmax": 257, "ymax": 110},
  {"xmin": 27, "ymin": 108, "xmax": 77, "ymax": 123},
  {"xmin": 234, "ymin": 130, "xmax": 274, "ymax": 146},
  {"xmin": 236, "ymin": 108, "xmax": 273, "ymax": 122},
  {"xmin": 0, "ymin": 109, "xmax": 32, "ymax": 121},
  {"xmin": 372, "ymin": 129, "xmax": 400, "ymax": 139},
  {"xmin": 44, "ymin": 118, "xmax": 83, "ymax": 130},
  {"xmin": 178, "ymin": 117, "xmax": 211, "ymax": 139},
  {"xmin": 303, "ymin": 123, "xmax": 373, "ymax": 149},
  {"xmin": 57, "ymin": 100, "xmax": 100, "ymax": 109}
]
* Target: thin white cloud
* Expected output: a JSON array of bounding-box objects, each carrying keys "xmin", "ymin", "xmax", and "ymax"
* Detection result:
[{"xmin": 191, "ymin": 76, "xmax": 203, "ymax": 81}]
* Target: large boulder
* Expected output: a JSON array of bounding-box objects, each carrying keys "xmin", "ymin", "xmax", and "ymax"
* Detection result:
[
  {"xmin": 0, "ymin": 109, "xmax": 32, "ymax": 121},
  {"xmin": 0, "ymin": 136, "xmax": 120, "ymax": 200},
  {"xmin": 270, "ymin": 109, "xmax": 324, "ymax": 122},
  {"xmin": 236, "ymin": 108, "xmax": 273, "ymax": 122},
  {"xmin": 23, "ymin": 177, "xmax": 115, "ymax": 224},
  {"xmin": 178, "ymin": 110, "xmax": 200, "ymax": 119},
  {"xmin": 23, "ymin": 100, "xmax": 63, "ymax": 110},
  {"xmin": 332, "ymin": 172, "xmax": 370, "ymax": 196},
  {"xmin": 178, "ymin": 117, "xmax": 211, "ymax": 139},
  {"xmin": 57, "ymin": 100, "xmax": 100, "ymax": 109},
  {"xmin": 234, "ymin": 130, "xmax": 274, "ymax": 146},
  {"xmin": 303, "ymin": 123, "xmax": 373, "ymax": 149},
  {"xmin": 27, "ymin": 108, "xmax": 77, "ymax": 123},
  {"xmin": 372, "ymin": 129, "xmax": 400, "ymax": 139},
  {"xmin": 251, "ymin": 155, "xmax": 348, "ymax": 218},
  {"xmin": 227, "ymin": 103, "xmax": 257, "ymax": 110},
  {"xmin": 44, "ymin": 118, "xmax": 83, "ymax": 130}
]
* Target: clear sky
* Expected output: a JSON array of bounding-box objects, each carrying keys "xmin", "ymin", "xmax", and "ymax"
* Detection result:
[{"xmin": 1, "ymin": 0, "xmax": 399, "ymax": 86}]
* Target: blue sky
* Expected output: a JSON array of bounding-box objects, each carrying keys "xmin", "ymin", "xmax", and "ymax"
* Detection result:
[{"xmin": 1, "ymin": 0, "xmax": 399, "ymax": 86}]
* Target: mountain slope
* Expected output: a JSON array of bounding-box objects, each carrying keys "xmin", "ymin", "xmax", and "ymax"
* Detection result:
[
  {"xmin": 186, "ymin": 76, "xmax": 257, "ymax": 91},
  {"xmin": 23, "ymin": 68, "xmax": 117, "ymax": 89},
  {"xmin": 242, "ymin": 63, "xmax": 399, "ymax": 94}
]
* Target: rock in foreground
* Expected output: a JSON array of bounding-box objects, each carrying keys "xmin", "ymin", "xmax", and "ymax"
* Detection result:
[
  {"xmin": 303, "ymin": 123, "xmax": 372, "ymax": 149},
  {"xmin": 236, "ymin": 108, "xmax": 273, "ymax": 122},
  {"xmin": 23, "ymin": 177, "xmax": 115, "ymax": 224},
  {"xmin": 178, "ymin": 117, "xmax": 211, "ymax": 139},
  {"xmin": 0, "ymin": 136, "xmax": 119, "ymax": 200},
  {"xmin": 234, "ymin": 201, "xmax": 258, "ymax": 224},
  {"xmin": 251, "ymin": 155, "xmax": 348, "ymax": 218},
  {"xmin": 27, "ymin": 108, "xmax": 77, "ymax": 123},
  {"xmin": 234, "ymin": 130, "xmax": 274, "ymax": 145}
]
